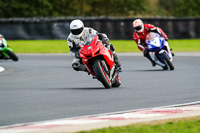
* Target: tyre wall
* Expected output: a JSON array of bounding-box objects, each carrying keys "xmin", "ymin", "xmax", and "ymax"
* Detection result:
[{"xmin": 0, "ymin": 17, "xmax": 199, "ymax": 40}]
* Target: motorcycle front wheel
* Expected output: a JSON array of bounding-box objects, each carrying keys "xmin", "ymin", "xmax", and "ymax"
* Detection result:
[
  {"xmin": 5, "ymin": 50, "xmax": 19, "ymax": 61},
  {"xmin": 112, "ymin": 75, "xmax": 121, "ymax": 87},
  {"xmin": 161, "ymin": 52, "xmax": 174, "ymax": 70},
  {"xmin": 93, "ymin": 60, "xmax": 112, "ymax": 88}
]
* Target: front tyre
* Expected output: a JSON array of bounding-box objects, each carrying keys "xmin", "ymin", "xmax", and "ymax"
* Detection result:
[
  {"xmin": 161, "ymin": 52, "xmax": 174, "ymax": 70},
  {"xmin": 93, "ymin": 60, "xmax": 112, "ymax": 88},
  {"xmin": 5, "ymin": 50, "xmax": 18, "ymax": 61},
  {"xmin": 112, "ymin": 75, "xmax": 121, "ymax": 87}
]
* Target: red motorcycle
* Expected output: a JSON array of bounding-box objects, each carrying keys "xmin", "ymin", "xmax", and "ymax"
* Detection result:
[{"xmin": 79, "ymin": 35, "xmax": 121, "ymax": 88}]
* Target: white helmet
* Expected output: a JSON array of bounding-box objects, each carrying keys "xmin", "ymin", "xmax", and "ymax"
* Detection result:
[
  {"xmin": 133, "ymin": 19, "xmax": 144, "ymax": 33},
  {"xmin": 70, "ymin": 19, "xmax": 84, "ymax": 37}
]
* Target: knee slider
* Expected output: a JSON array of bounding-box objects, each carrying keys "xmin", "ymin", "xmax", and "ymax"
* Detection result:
[{"xmin": 72, "ymin": 62, "xmax": 81, "ymax": 71}]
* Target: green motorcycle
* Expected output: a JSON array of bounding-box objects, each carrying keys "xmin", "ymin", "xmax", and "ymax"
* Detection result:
[{"xmin": 0, "ymin": 36, "xmax": 18, "ymax": 61}]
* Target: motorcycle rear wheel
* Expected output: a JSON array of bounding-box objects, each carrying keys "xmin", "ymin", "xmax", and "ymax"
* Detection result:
[
  {"xmin": 93, "ymin": 60, "xmax": 112, "ymax": 88},
  {"xmin": 161, "ymin": 52, "xmax": 174, "ymax": 70},
  {"xmin": 5, "ymin": 50, "xmax": 18, "ymax": 61}
]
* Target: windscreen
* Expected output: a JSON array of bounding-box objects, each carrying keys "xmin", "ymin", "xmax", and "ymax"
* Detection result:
[
  {"xmin": 146, "ymin": 32, "xmax": 158, "ymax": 41},
  {"xmin": 84, "ymin": 35, "xmax": 95, "ymax": 46}
]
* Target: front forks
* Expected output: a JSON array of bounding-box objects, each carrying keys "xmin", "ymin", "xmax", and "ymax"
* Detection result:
[{"xmin": 101, "ymin": 60, "xmax": 116, "ymax": 82}]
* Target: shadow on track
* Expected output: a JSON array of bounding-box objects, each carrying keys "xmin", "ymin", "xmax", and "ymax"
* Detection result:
[
  {"xmin": 49, "ymin": 87, "xmax": 108, "ymax": 91},
  {"xmin": 124, "ymin": 69, "xmax": 167, "ymax": 72}
]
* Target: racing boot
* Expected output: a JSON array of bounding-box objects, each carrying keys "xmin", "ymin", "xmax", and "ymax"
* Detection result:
[
  {"xmin": 170, "ymin": 49, "xmax": 175, "ymax": 56},
  {"xmin": 72, "ymin": 62, "xmax": 88, "ymax": 73},
  {"xmin": 113, "ymin": 54, "xmax": 122, "ymax": 72},
  {"xmin": 151, "ymin": 61, "xmax": 156, "ymax": 67},
  {"xmin": 162, "ymin": 65, "xmax": 168, "ymax": 70},
  {"xmin": 146, "ymin": 53, "xmax": 156, "ymax": 67},
  {"xmin": 107, "ymin": 43, "xmax": 121, "ymax": 72}
]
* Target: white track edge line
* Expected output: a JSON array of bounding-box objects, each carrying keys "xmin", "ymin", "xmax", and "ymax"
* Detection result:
[
  {"xmin": 1, "ymin": 100, "xmax": 200, "ymax": 129},
  {"xmin": 0, "ymin": 66, "xmax": 5, "ymax": 72}
]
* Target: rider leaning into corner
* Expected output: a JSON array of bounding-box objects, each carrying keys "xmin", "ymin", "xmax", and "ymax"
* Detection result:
[
  {"xmin": 0, "ymin": 34, "xmax": 8, "ymax": 59},
  {"xmin": 132, "ymin": 19, "xmax": 174, "ymax": 67},
  {"xmin": 0, "ymin": 34, "xmax": 6, "ymax": 47},
  {"xmin": 67, "ymin": 19, "xmax": 121, "ymax": 72}
]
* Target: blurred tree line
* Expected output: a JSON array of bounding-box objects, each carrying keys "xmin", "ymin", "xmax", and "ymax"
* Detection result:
[{"xmin": 0, "ymin": 0, "xmax": 199, "ymax": 18}]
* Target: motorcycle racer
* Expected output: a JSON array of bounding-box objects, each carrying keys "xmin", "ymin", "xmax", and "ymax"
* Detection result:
[
  {"xmin": 0, "ymin": 34, "xmax": 8, "ymax": 59},
  {"xmin": 132, "ymin": 19, "xmax": 170, "ymax": 66},
  {"xmin": 0, "ymin": 34, "xmax": 6, "ymax": 46},
  {"xmin": 67, "ymin": 19, "xmax": 121, "ymax": 72},
  {"xmin": 0, "ymin": 34, "xmax": 18, "ymax": 61}
]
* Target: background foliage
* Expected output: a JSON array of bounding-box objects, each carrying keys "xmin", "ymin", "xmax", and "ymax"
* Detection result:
[{"xmin": 0, "ymin": 0, "xmax": 199, "ymax": 18}]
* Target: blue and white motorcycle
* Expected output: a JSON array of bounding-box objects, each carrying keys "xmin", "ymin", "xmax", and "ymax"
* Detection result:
[{"xmin": 145, "ymin": 32, "xmax": 174, "ymax": 70}]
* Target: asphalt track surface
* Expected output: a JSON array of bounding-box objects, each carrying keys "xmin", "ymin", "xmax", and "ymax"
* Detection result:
[{"xmin": 0, "ymin": 54, "xmax": 200, "ymax": 126}]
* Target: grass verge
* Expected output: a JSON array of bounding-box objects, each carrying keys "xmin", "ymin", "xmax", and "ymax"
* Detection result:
[
  {"xmin": 7, "ymin": 39, "xmax": 200, "ymax": 53},
  {"xmin": 77, "ymin": 116, "xmax": 200, "ymax": 133}
]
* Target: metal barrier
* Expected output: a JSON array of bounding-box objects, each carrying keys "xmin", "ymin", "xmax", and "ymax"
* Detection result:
[{"xmin": 0, "ymin": 17, "xmax": 200, "ymax": 40}]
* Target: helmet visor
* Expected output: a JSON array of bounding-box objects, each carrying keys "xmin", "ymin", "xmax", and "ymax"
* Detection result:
[
  {"xmin": 134, "ymin": 26, "xmax": 142, "ymax": 31},
  {"xmin": 71, "ymin": 27, "xmax": 83, "ymax": 35}
]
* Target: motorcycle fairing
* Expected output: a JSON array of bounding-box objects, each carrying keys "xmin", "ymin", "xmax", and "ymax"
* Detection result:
[
  {"xmin": 146, "ymin": 33, "xmax": 173, "ymax": 67},
  {"xmin": 149, "ymin": 52, "xmax": 166, "ymax": 67},
  {"xmin": 79, "ymin": 35, "xmax": 114, "ymax": 76},
  {"xmin": 0, "ymin": 38, "xmax": 14, "ymax": 58},
  {"xmin": 146, "ymin": 35, "xmax": 166, "ymax": 52}
]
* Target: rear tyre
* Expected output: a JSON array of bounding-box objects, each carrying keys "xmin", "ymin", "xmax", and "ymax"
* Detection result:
[
  {"xmin": 5, "ymin": 50, "xmax": 18, "ymax": 61},
  {"xmin": 161, "ymin": 52, "xmax": 174, "ymax": 70},
  {"xmin": 93, "ymin": 60, "xmax": 112, "ymax": 88},
  {"xmin": 112, "ymin": 75, "xmax": 121, "ymax": 87}
]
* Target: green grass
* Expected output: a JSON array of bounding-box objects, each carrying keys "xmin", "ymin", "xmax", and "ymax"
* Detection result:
[
  {"xmin": 7, "ymin": 40, "xmax": 69, "ymax": 53},
  {"xmin": 77, "ymin": 118, "xmax": 200, "ymax": 133},
  {"xmin": 112, "ymin": 39, "xmax": 200, "ymax": 52},
  {"xmin": 7, "ymin": 39, "xmax": 200, "ymax": 53}
]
